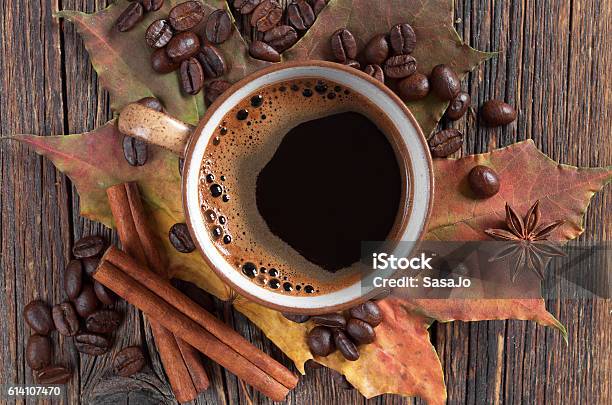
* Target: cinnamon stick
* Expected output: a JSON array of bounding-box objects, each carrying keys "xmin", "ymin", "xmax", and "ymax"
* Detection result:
[
  {"xmin": 103, "ymin": 245, "xmax": 299, "ymax": 391},
  {"xmin": 107, "ymin": 183, "xmax": 209, "ymax": 400},
  {"xmin": 94, "ymin": 261, "xmax": 291, "ymax": 402}
]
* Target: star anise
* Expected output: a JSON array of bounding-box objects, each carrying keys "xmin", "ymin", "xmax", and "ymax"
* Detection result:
[{"xmin": 484, "ymin": 200, "xmax": 565, "ymax": 281}]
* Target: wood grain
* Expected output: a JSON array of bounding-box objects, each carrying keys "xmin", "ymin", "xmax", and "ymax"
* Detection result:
[{"xmin": 0, "ymin": 0, "xmax": 609, "ymax": 404}]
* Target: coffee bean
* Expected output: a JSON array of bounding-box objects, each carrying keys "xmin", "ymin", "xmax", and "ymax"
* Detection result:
[
  {"xmin": 383, "ymin": 54, "xmax": 417, "ymax": 79},
  {"xmin": 311, "ymin": 313, "xmax": 346, "ymax": 328},
  {"xmin": 251, "ymin": 0, "xmax": 282, "ymax": 32},
  {"xmin": 169, "ymin": 1, "xmax": 205, "ymax": 31},
  {"xmin": 430, "ymin": 64, "xmax": 460, "ymax": 101},
  {"xmin": 389, "ymin": 23, "xmax": 416, "ymax": 55},
  {"xmin": 179, "ymin": 57, "xmax": 205, "ymax": 95},
  {"xmin": 36, "ymin": 366, "xmax": 72, "ymax": 385},
  {"xmin": 146, "ymin": 20, "xmax": 174, "ymax": 49},
  {"xmin": 137, "ymin": 97, "xmax": 165, "ymax": 113},
  {"xmin": 234, "ymin": 0, "xmax": 261, "ymax": 14},
  {"xmin": 169, "ymin": 223, "xmax": 196, "ymax": 253},
  {"xmin": 287, "ymin": 0, "xmax": 315, "ymax": 31},
  {"xmin": 446, "ymin": 91, "xmax": 470, "ymax": 121},
  {"xmin": 333, "ymin": 330, "xmax": 359, "ymax": 361},
  {"xmin": 331, "ymin": 370, "xmax": 354, "ymax": 389},
  {"xmin": 24, "ymin": 300, "xmax": 54, "ymax": 335},
  {"xmin": 344, "ymin": 59, "xmax": 360, "ymax": 69},
  {"xmin": 73, "ymin": 283, "xmax": 100, "ymax": 318},
  {"xmin": 116, "ymin": 2, "xmax": 144, "ymax": 32},
  {"xmin": 304, "ymin": 359, "xmax": 322, "ymax": 370},
  {"xmin": 282, "ymin": 312, "xmax": 310, "ymax": 323},
  {"xmin": 151, "ymin": 47, "xmax": 180, "ymax": 73},
  {"xmin": 398, "ymin": 72, "xmax": 430, "ymax": 102},
  {"xmin": 311, "ymin": 0, "xmax": 326, "ymax": 15},
  {"xmin": 73, "ymin": 235, "xmax": 106, "ymax": 258},
  {"xmin": 64, "ymin": 259, "xmax": 83, "ymax": 300},
  {"xmin": 81, "ymin": 256, "xmax": 100, "ymax": 277},
  {"xmin": 428, "ymin": 128, "xmax": 463, "ymax": 158},
  {"xmin": 197, "ymin": 45, "xmax": 226, "ymax": 78},
  {"xmin": 74, "ymin": 333, "xmax": 112, "ymax": 356},
  {"xmin": 141, "ymin": 0, "xmax": 164, "ymax": 12},
  {"xmin": 86, "ymin": 310, "xmax": 122, "ymax": 334},
  {"xmin": 468, "ymin": 165, "xmax": 500, "ymax": 198},
  {"xmin": 114, "ymin": 346, "xmax": 146, "ymax": 377},
  {"xmin": 171, "ymin": 278, "xmax": 215, "ymax": 310},
  {"xmin": 348, "ymin": 301, "xmax": 382, "ymax": 326},
  {"xmin": 307, "ymin": 326, "xmax": 335, "ymax": 356},
  {"xmin": 263, "ymin": 25, "xmax": 298, "ymax": 53},
  {"xmin": 94, "ymin": 281, "xmax": 117, "ymax": 305},
  {"xmin": 364, "ymin": 34, "xmax": 389, "ymax": 65},
  {"xmin": 52, "ymin": 302, "xmax": 80, "ymax": 337},
  {"xmin": 123, "ymin": 136, "xmax": 148, "ymax": 166},
  {"xmin": 166, "ymin": 31, "xmax": 201, "ymax": 62},
  {"xmin": 363, "ymin": 64, "xmax": 384, "ymax": 83},
  {"xmin": 26, "ymin": 334, "xmax": 52, "ymax": 371},
  {"xmin": 480, "ymin": 99, "xmax": 516, "ymax": 126},
  {"xmin": 205, "ymin": 80, "xmax": 232, "ymax": 104},
  {"xmin": 330, "ymin": 28, "xmax": 357, "ymax": 63},
  {"xmin": 205, "ymin": 9, "xmax": 232, "ymax": 44},
  {"xmin": 249, "ymin": 41, "xmax": 281, "ymax": 62},
  {"xmin": 346, "ymin": 318, "xmax": 376, "ymax": 344}
]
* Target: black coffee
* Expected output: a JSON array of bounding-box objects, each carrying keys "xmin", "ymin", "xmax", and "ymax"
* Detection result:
[{"xmin": 256, "ymin": 112, "xmax": 401, "ymax": 272}]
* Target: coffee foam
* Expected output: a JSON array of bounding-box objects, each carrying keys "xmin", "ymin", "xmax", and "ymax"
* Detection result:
[{"xmin": 198, "ymin": 78, "xmax": 406, "ymax": 296}]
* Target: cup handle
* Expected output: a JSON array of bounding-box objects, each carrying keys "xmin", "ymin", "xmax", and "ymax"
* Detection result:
[{"xmin": 118, "ymin": 103, "xmax": 194, "ymax": 157}]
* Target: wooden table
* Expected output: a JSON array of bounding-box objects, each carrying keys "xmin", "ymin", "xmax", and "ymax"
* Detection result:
[{"xmin": 1, "ymin": 1, "xmax": 610, "ymax": 403}]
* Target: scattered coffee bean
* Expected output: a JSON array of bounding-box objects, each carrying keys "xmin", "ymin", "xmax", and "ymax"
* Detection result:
[
  {"xmin": 363, "ymin": 64, "xmax": 384, "ymax": 83},
  {"xmin": 249, "ymin": 41, "xmax": 281, "ymax": 62},
  {"xmin": 73, "ymin": 283, "xmax": 100, "ymax": 318},
  {"xmin": 64, "ymin": 259, "xmax": 83, "ymax": 300},
  {"xmin": 116, "ymin": 2, "xmax": 144, "ymax": 32},
  {"xmin": 52, "ymin": 302, "xmax": 80, "ymax": 337},
  {"xmin": 205, "ymin": 80, "xmax": 232, "ymax": 104},
  {"xmin": 171, "ymin": 278, "xmax": 215, "ymax": 310},
  {"xmin": 344, "ymin": 59, "xmax": 360, "ymax": 69},
  {"xmin": 151, "ymin": 47, "xmax": 181, "ymax": 73},
  {"xmin": 307, "ymin": 326, "xmax": 335, "ymax": 357},
  {"xmin": 137, "ymin": 97, "xmax": 165, "ymax": 112},
  {"xmin": 169, "ymin": 1, "xmax": 205, "ymax": 31},
  {"xmin": 389, "ymin": 23, "xmax": 416, "ymax": 55},
  {"xmin": 287, "ymin": 0, "xmax": 315, "ymax": 31},
  {"xmin": 197, "ymin": 45, "xmax": 227, "ymax": 78},
  {"xmin": 282, "ymin": 312, "xmax": 310, "ymax": 323},
  {"xmin": 123, "ymin": 136, "xmax": 148, "ymax": 166},
  {"xmin": 73, "ymin": 236, "xmax": 106, "ymax": 258},
  {"xmin": 363, "ymin": 34, "xmax": 389, "ymax": 65},
  {"xmin": 311, "ymin": 313, "xmax": 346, "ymax": 328},
  {"xmin": 333, "ymin": 330, "xmax": 359, "ymax": 361},
  {"xmin": 430, "ymin": 64, "xmax": 460, "ymax": 101},
  {"xmin": 346, "ymin": 318, "xmax": 376, "ymax": 344},
  {"xmin": 428, "ymin": 128, "xmax": 463, "ymax": 158},
  {"xmin": 86, "ymin": 310, "xmax": 122, "ymax": 334},
  {"xmin": 446, "ymin": 91, "xmax": 470, "ymax": 121},
  {"xmin": 398, "ymin": 72, "xmax": 430, "ymax": 102},
  {"xmin": 234, "ymin": 0, "xmax": 262, "ymax": 14},
  {"xmin": 311, "ymin": 0, "xmax": 326, "ymax": 15},
  {"xmin": 384, "ymin": 54, "xmax": 417, "ymax": 79},
  {"xmin": 166, "ymin": 31, "xmax": 201, "ymax": 62},
  {"xmin": 94, "ymin": 281, "xmax": 117, "ymax": 305},
  {"xmin": 468, "ymin": 165, "xmax": 500, "ymax": 198},
  {"xmin": 114, "ymin": 346, "xmax": 146, "ymax": 377},
  {"xmin": 179, "ymin": 57, "xmax": 205, "ymax": 95},
  {"xmin": 251, "ymin": 0, "xmax": 283, "ymax": 32},
  {"xmin": 263, "ymin": 25, "xmax": 298, "ymax": 53},
  {"xmin": 169, "ymin": 223, "xmax": 196, "ymax": 253},
  {"xmin": 26, "ymin": 334, "xmax": 52, "ymax": 371},
  {"xmin": 141, "ymin": 0, "xmax": 164, "ymax": 12},
  {"xmin": 24, "ymin": 300, "xmax": 54, "ymax": 335},
  {"xmin": 81, "ymin": 256, "xmax": 100, "ymax": 277},
  {"xmin": 36, "ymin": 366, "xmax": 72, "ymax": 385},
  {"xmin": 348, "ymin": 301, "xmax": 382, "ymax": 326},
  {"xmin": 480, "ymin": 99, "xmax": 517, "ymax": 126},
  {"xmin": 205, "ymin": 9, "xmax": 232, "ymax": 44},
  {"xmin": 74, "ymin": 333, "xmax": 112, "ymax": 356},
  {"xmin": 331, "ymin": 370, "xmax": 354, "ymax": 389},
  {"xmin": 146, "ymin": 19, "xmax": 174, "ymax": 49},
  {"xmin": 330, "ymin": 28, "xmax": 357, "ymax": 63}
]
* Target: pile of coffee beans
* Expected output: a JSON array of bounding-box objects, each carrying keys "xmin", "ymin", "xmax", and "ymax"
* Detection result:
[
  {"xmin": 23, "ymin": 235, "xmax": 146, "ymax": 383},
  {"xmin": 284, "ymin": 300, "xmax": 382, "ymax": 362}
]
